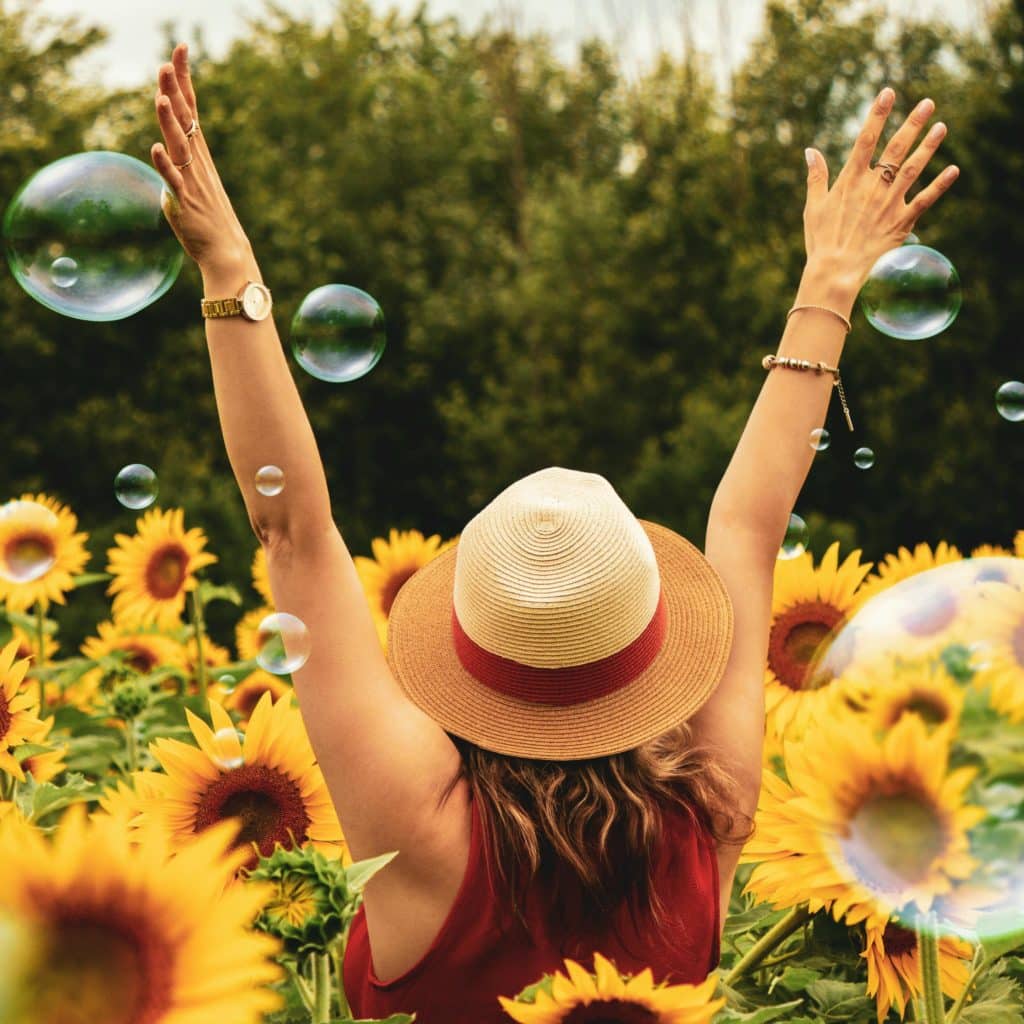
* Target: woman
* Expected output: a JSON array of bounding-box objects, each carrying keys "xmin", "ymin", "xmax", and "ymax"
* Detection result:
[{"xmin": 150, "ymin": 43, "xmax": 957, "ymax": 1023}]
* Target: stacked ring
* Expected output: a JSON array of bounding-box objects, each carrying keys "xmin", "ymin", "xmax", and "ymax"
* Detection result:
[
  {"xmin": 185, "ymin": 118, "xmax": 200, "ymax": 139},
  {"xmin": 174, "ymin": 152, "xmax": 194, "ymax": 170},
  {"xmin": 875, "ymin": 161, "xmax": 899, "ymax": 184}
]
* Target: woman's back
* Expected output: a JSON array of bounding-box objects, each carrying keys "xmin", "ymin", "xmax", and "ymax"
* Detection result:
[{"xmin": 343, "ymin": 791, "xmax": 720, "ymax": 1024}]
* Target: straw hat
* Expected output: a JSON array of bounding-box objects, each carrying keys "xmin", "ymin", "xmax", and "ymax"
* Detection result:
[{"xmin": 386, "ymin": 467, "xmax": 734, "ymax": 760}]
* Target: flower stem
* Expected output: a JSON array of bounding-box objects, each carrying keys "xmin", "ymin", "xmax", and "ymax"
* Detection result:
[
  {"xmin": 125, "ymin": 720, "xmax": 138, "ymax": 774},
  {"xmin": 946, "ymin": 947, "xmax": 986, "ymax": 1024},
  {"xmin": 916, "ymin": 920, "xmax": 945, "ymax": 1024},
  {"xmin": 312, "ymin": 951, "xmax": 332, "ymax": 1023},
  {"xmin": 189, "ymin": 587, "xmax": 208, "ymax": 706},
  {"xmin": 724, "ymin": 905, "xmax": 812, "ymax": 986},
  {"xmin": 286, "ymin": 961, "xmax": 314, "ymax": 1014},
  {"xmin": 332, "ymin": 934, "xmax": 350, "ymax": 1019},
  {"xmin": 35, "ymin": 601, "xmax": 47, "ymax": 712}
]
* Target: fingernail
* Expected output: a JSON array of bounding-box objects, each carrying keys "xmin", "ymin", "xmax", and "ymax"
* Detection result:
[
  {"xmin": 928, "ymin": 121, "xmax": 946, "ymax": 140},
  {"xmin": 944, "ymin": 166, "xmax": 959, "ymax": 180},
  {"xmin": 878, "ymin": 87, "xmax": 895, "ymax": 107},
  {"xmin": 805, "ymin": 148, "xmax": 816, "ymax": 168},
  {"xmin": 916, "ymin": 97, "xmax": 936, "ymax": 118}
]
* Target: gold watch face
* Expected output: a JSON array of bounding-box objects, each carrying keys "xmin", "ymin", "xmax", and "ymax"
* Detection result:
[{"xmin": 240, "ymin": 283, "xmax": 272, "ymax": 321}]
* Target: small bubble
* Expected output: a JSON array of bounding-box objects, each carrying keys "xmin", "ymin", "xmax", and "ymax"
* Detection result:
[
  {"xmin": 211, "ymin": 727, "xmax": 244, "ymax": 770},
  {"xmin": 256, "ymin": 612, "xmax": 311, "ymax": 675},
  {"xmin": 49, "ymin": 256, "xmax": 78, "ymax": 288},
  {"xmin": 995, "ymin": 381, "xmax": 1024, "ymax": 422},
  {"xmin": 290, "ymin": 284, "xmax": 386, "ymax": 383},
  {"xmin": 779, "ymin": 513, "xmax": 808, "ymax": 560},
  {"xmin": 114, "ymin": 464, "xmax": 158, "ymax": 509},
  {"xmin": 809, "ymin": 427, "xmax": 831, "ymax": 451},
  {"xmin": 216, "ymin": 673, "xmax": 236, "ymax": 695},
  {"xmin": 254, "ymin": 465, "xmax": 285, "ymax": 496},
  {"xmin": 854, "ymin": 447, "xmax": 876, "ymax": 470}
]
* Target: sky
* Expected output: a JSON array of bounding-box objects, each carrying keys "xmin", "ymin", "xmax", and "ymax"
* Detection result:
[{"xmin": 34, "ymin": 0, "xmax": 985, "ymax": 90}]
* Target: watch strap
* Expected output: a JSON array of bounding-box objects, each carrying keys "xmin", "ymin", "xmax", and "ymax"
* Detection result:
[{"xmin": 201, "ymin": 296, "xmax": 245, "ymax": 319}]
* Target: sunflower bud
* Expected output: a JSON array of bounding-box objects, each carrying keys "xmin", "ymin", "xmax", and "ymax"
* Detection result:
[{"xmin": 111, "ymin": 680, "xmax": 149, "ymax": 720}]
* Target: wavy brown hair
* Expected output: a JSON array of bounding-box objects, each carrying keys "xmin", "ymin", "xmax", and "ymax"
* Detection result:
[{"xmin": 439, "ymin": 722, "xmax": 754, "ymax": 937}]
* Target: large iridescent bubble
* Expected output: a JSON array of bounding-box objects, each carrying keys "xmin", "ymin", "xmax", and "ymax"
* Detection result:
[
  {"xmin": 859, "ymin": 243, "xmax": 961, "ymax": 340},
  {"xmin": 802, "ymin": 557, "xmax": 1024, "ymax": 945},
  {"xmin": 290, "ymin": 284, "xmax": 386, "ymax": 383},
  {"xmin": 2, "ymin": 152, "xmax": 182, "ymax": 321}
]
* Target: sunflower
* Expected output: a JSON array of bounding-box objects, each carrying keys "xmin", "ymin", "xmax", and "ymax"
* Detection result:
[
  {"xmin": 106, "ymin": 508, "xmax": 217, "ymax": 629},
  {"xmin": 0, "ymin": 641, "xmax": 46, "ymax": 781},
  {"xmin": 182, "ymin": 634, "xmax": 231, "ymax": 694},
  {"xmin": 1015, "ymin": 531, "xmax": 1024, "ymax": 559},
  {"xmin": 251, "ymin": 546, "xmax": 272, "ymax": 604},
  {"xmin": 236, "ymin": 605, "xmax": 273, "ymax": 661},
  {"xmin": 213, "ymin": 670, "xmax": 293, "ymax": 723},
  {"xmin": 971, "ymin": 544, "xmax": 1012, "ymax": 560},
  {"xmin": 0, "ymin": 805, "xmax": 281, "ymax": 1024},
  {"xmin": 838, "ymin": 659, "xmax": 964, "ymax": 737},
  {"xmin": 8, "ymin": 624, "xmax": 58, "ymax": 663},
  {"xmin": 856, "ymin": 542, "xmax": 963, "ymax": 607},
  {"xmin": 862, "ymin": 918, "xmax": 972, "ymax": 1022},
  {"xmin": 969, "ymin": 581, "xmax": 1024, "ymax": 722},
  {"xmin": 0, "ymin": 494, "xmax": 90, "ymax": 612},
  {"xmin": 95, "ymin": 770, "xmax": 169, "ymax": 827},
  {"xmin": 17, "ymin": 716, "xmax": 66, "ymax": 784},
  {"xmin": 765, "ymin": 542, "xmax": 873, "ymax": 738},
  {"xmin": 742, "ymin": 713, "xmax": 985, "ymax": 927},
  {"xmin": 146, "ymin": 694, "xmax": 346, "ymax": 868},
  {"xmin": 354, "ymin": 528, "xmax": 456, "ymax": 649},
  {"xmin": 499, "ymin": 952, "xmax": 724, "ymax": 1024}
]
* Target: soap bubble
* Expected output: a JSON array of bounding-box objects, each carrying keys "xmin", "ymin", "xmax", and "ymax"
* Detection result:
[
  {"xmin": 2, "ymin": 151, "xmax": 183, "ymax": 321},
  {"xmin": 779, "ymin": 513, "xmax": 808, "ymax": 560},
  {"xmin": 0, "ymin": 500, "xmax": 59, "ymax": 583},
  {"xmin": 859, "ymin": 244, "xmax": 961, "ymax": 340},
  {"xmin": 853, "ymin": 447, "xmax": 875, "ymax": 470},
  {"xmin": 114, "ymin": 464, "xmax": 158, "ymax": 510},
  {"xmin": 211, "ymin": 727, "xmax": 244, "ymax": 771},
  {"xmin": 216, "ymin": 673, "xmax": 236, "ymax": 695},
  {"xmin": 254, "ymin": 465, "xmax": 284, "ymax": 496},
  {"xmin": 797, "ymin": 557, "xmax": 1024, "ymax": 945},
  {"xmin": 809, "ymin": 428, "xmax": 831, "ymax": 451},
  {"xmin": 995, "ymin": 381, "xmax": 1024, "ymax": 422},
  {"xmin": 290, "ymin": 284, "xmax": 386, "ymax": 383},
  {"xmin": 256, "ymin": 612, "xmax": 311, "ymax": 675}
]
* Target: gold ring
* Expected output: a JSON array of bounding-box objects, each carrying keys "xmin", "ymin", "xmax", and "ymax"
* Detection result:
[
  {"xmin": 876, "ymin": 161, "xmax": 899, "ymax": 184},
  {"xmin": 174, "ymin": 152, "xmax": 194, "ymax": 170},
  {"xmin": 185, "ymin": 118, "xmax": 200, "ymax": 139}
]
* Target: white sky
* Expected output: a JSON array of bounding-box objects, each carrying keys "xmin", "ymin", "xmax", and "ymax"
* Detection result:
[{"xmin": 34, "ymin": 0, "xmax": 986, "ymax": 90}]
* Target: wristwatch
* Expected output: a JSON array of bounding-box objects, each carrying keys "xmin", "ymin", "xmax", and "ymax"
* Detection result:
[{"xmin": 201, "ymin": 281, "xmax": 273, "ymax": 321}]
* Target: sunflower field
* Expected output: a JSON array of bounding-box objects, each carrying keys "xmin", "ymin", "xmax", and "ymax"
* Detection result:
[{"xmin": 0, "ymin": 491, "xmax": 1023, "ymax": 1024}]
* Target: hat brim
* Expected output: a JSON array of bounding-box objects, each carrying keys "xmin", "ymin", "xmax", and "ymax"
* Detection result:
[{"xmin": 386, "ymin": 520, "xmax": 734, "ymax": 760}]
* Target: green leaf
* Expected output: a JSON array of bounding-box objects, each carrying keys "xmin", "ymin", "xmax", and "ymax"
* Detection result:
[
  {"xmin": 774, "ymin": 966, "xmax": 823, "ymax": 992},
  {"xmin": 197, "ymin": 581, "xmax": 244, "ymax": 607},
  {"xmin": 71, "ymin": 572, "xmax": 112, "ymax": 588},
  {"xmin": 14, "ymin": 772, "xmax": 96, "ymax": 824},
  {"xmin": 724, "ymin": 902, "xmax": 789, "ymax": 937},
  {"xmin": 805, "ymin": 979, "xmax": 875, "ymax": 1021},
  {"xmin": 714, "ymin": 999, "xmax": 804, "ymax": 1023},
  {"xmin": 345, "ymin": 850, "xmax": 399, "ymax": 893},
  {"xmin": 959, "ymin": 962, "xmax": 1024, "ymax": 1024},
  {"xmin": 980, "ymin": 925, "xmax": 1024, "ymax": 962}
]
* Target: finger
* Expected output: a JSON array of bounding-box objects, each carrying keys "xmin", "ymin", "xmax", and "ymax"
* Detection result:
[
  {"xmin": 903, "ymin": 164, "xmax": 959, "ymax": 228},
  {"xmin": 840, "ymin": 87, "xmax": 895, "ymax": 179},
  {"xmin": 875, "ymin": 96, "xmax": 935, "ymax": 182},
  {"xmin": 151, "ymin": 142, "xmax": 185, "ymax": 197},
  {"xmin": 804, "ymin": 147, "xmax": 829, "ymax": 208},
  {"xmin": 172, "ymin": 43, "xmax": 199, "ymax": 118},
  {"xmin": 159, "ymin": 62, "xmax": 195, "ymax": 136},
  {"xmin": 887, "ymin": 120, "xmax": 947, "ymax": 199},
  {"xmin": 156, "ymin": 94, "xmax": 192, "ymax": 167}
]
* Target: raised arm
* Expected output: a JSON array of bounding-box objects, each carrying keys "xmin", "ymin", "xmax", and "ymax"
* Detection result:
[
  {"xmin": 690, "ymin": 88, "xmax": 959, "ymax": 913},
  {"xmin": 149, "ymin": 48, "xmax": 464, "ymax": 882}
]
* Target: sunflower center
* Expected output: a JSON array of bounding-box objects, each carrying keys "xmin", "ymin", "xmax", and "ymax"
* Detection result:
[
  {"xmin": 32, "ymin": 913, "xmax": 172, "ymax": 1024},
  {"xmin": 840, "ymin": 790, "xmax": 949, "ymax": 895},
  {"xmin": 380, "ymin": 566, "xmax": 419, "ymax": 616},
  {"xmin": 1012, "ymin": 623, "xmax": 1024, "ymax": 670},
  {"xmin": 900, "ymin": 584, "xmax": 958, "ymax": 637},
  {"xmin": 890, "ymin": 692, "xmax": 951, "ymax": 727},
  {"xmin": 238, "ymin": 684, "xmax": 272, "ymax": 718},
  {"xmin": 768, "ymin": 601, "xmax": 846, "ymax": 692},
  {"xmin": 122, "ymin": 643, "xmax": 159, "ymax": 674},
  {"xmin": 882, "ymin": 921, "xmax": 918, "ymax": 958},
  {"xmin": 144, "ymin": 544, "xmax": 189, "ymax": 600},
  {"xmin": 2, "ymin": 532, "xmax": 56, "ymax": 583},
  {"xmin": 195, "ymin": 764, "xmax": 311, "ymax": 865},
  {"xmin": 562, "ymin": 1001, "xmax": 660, "ymax": 1024},
  {"xmin": 0, "ymin": 692, "xmax": 11, "ymax": 741}
]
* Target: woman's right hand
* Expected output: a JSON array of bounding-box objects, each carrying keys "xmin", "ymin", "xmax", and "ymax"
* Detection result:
[{"xmin": 150, "ymin": 44, "xmax": 253, "ymax": 278}]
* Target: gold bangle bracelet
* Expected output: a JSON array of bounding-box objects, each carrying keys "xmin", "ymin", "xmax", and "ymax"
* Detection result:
[{"xmin": 786, "ymin": 303, "xmax": 852, "ymax": 333}]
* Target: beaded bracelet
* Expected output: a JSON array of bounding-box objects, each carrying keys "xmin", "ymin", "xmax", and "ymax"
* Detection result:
[{"xmin": 762, "ymin": 354, "xmax": 855, "ymax": 431}]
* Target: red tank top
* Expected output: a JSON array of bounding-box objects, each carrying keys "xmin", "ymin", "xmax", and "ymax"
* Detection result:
[{"xmin": 343, "ymin": 796, "xmax": 720, "ymax": 1024}]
